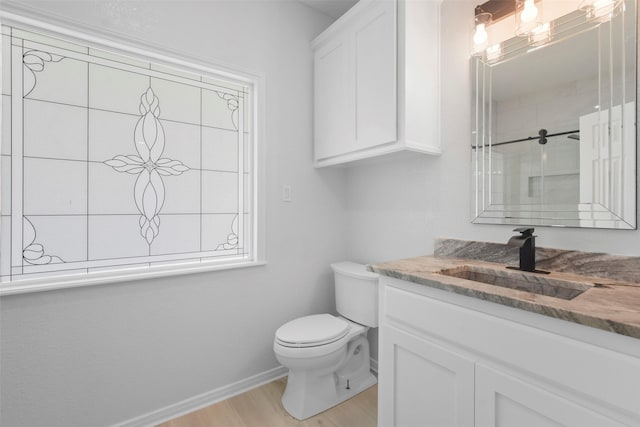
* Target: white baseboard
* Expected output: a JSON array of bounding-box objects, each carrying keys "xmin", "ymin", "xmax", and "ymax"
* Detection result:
[{"xmin": 112, "ymin": 365, "xmax": 288, "ymax": 427}]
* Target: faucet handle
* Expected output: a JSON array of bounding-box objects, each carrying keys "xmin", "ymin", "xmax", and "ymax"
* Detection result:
[{"xmin": 513, "ymin": 227, "xmax": 534, "ymax": 236}]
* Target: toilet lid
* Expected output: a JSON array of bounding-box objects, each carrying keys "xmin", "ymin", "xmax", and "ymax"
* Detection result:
[{"xmin": 276, "ymin": 314, "xmax": 349, "ymax": 348}]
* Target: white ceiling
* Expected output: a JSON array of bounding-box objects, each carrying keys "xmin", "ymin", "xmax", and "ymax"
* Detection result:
[{"xmin": 297, "ymin": 0, "xmax": 359, "ymax": 19}]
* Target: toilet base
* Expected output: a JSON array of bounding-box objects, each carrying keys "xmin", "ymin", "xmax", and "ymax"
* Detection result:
[
  {"xmin": 282, "ymin": 369, "xmax": 377, "ymax": 421},
  {"xmin": 280, "ymin": 335, "xmax": 376, "ymax": 420}
]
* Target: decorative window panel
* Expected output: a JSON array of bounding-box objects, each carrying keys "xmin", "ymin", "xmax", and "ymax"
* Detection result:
[{"xmin": 0, "ymin": 23, "xmax": 256, "ymax": 289}]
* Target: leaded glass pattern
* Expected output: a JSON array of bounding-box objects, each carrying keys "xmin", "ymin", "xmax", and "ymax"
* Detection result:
[{"xmin": 0, "ymin": 24, "xmax": 255, "ymax": 284}]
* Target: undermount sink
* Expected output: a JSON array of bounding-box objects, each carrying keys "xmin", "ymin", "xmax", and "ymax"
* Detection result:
[{"xmin": 437, "ymin": 265, "xmax": 593, "ymax": 300}]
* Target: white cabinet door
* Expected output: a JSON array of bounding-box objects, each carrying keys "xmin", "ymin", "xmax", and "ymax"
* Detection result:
[
  {"xmin": 312, "ymin": 0, "xmax": 441, "ymax": 166},
  {"xmin": 314, "ymin": 33, "xmax": 351, "ymax": 160},
  {"xmin": 351, "ymin": 0, "xmax": 397, "ymax": 150},
  {"xmin": 379, "ymin": 325, "xmax": 475, "ymax": 427},
  {"xmin": 476, "ymin": 364, "xmax": 628, "ymax": 427}
]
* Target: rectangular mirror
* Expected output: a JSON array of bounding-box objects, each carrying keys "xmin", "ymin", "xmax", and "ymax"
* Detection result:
[{"xmin": 472, "ymin": 1, "xmax": 637, "ymax": 229}]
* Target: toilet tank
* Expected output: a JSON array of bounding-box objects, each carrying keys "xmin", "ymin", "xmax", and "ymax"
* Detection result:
[{"xmin": 331, "ymin": 262, "xmax": 379, "ymax": 327}]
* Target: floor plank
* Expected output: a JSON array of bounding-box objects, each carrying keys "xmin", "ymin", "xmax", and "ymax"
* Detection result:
[{"xmin": 157, "ymin": 377, "xmax": 377, "ymax": 427}]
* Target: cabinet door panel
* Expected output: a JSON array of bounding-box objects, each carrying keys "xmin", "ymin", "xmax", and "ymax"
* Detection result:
[
  {"xmin": 476, "ymin": 364, "xmax": 628, "ymax": 427},
  {"xmin": 382, "ymin": 279, "xmax": 640, "ymax": 418},
  {"xmin": 379, "ymin": 325, "xmax": 475, "ymax": 427},
  {"xmin": 314, "ymin": 35, "xmax": 351, "ymax": 159},
  {"xmin": 352, "ymin": 0, "xmax": 396, "ymax": 149}
]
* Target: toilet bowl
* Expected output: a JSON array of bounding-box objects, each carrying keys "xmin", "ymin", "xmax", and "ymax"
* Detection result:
[{"xmin": 273, "ymin": 262, "xmax": 379, "ymax": 420}]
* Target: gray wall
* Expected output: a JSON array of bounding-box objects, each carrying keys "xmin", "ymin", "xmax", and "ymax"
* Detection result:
[{"xmin": 0, "ymin": 2, "xmax": 345, "ymax": 426}]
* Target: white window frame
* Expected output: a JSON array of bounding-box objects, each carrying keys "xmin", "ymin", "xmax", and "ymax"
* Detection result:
[{"xmin": 0, "ymin": 10, "xmax": 267, "ymax": 296}]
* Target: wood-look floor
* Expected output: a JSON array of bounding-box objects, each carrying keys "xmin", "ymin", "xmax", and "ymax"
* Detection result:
[{"xmin": 156, "ymin": 377, "xmax": 378, "ymax": 427}]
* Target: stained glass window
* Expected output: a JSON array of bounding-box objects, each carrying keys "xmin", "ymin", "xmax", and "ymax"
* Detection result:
[{"xmin": 0, "ymin": 23, "xmax": 257, "ymax": 292}]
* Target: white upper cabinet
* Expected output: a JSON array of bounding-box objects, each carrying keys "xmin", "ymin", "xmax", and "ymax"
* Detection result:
[
  {"xmin": 352, "ymin": 0, "xmax": 397, "ymax": 150},
  {"xmin": 312, "ymin": 0, "xmax": 441, "ymax": 167},
  {"xmin": 314, "ymin": 34, "xmax": 350, "ymax": 159}
]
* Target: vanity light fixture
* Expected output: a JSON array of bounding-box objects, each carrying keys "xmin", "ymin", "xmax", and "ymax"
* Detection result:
[{"xmin": 471, "ymin": 0, "xmax": 555, "ymax": 59}]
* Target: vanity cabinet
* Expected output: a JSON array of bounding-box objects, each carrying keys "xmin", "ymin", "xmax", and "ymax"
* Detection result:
[
  {"xmin": 378, "ymin": 276, "xmax": 640, "ymax": 427},
  {"xmin": 312, "ymin": 0, "xmax": 441, "ymax": 167},
  {"xmin": 379, "ymin": 324, "xmax": 475, "ymax": 426},
  {"xmin": 475, "ymin": 364, "xmax": 628, "ymax": 427}
]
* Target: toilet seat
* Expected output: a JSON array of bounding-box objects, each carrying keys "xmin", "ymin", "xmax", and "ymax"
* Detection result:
[{"xmin": 275, "ymin": 314, "xmax": 349, "ymax": 348}]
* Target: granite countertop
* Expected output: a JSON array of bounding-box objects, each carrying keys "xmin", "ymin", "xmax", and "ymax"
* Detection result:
[{"xmin": 370, "ymin": 240, "xmax": 640, "ymax": 339}]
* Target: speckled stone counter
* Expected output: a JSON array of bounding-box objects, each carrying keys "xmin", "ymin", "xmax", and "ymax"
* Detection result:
[
  {"xmin": 370, "ymin": 239, "xmax": 640, "ymax": 339},
  {"xmin": 435, "ymin": 238, "xmax": 640, "ymax": 283}
]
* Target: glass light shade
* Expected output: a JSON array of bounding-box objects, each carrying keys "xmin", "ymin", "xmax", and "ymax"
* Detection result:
[
  {"xmin": 474, "ymin": 23, "xmax": 488, "ymax": 45},
  {"xmin": 471, "ymin": 12, "xmax": 492, "ymax": 57},
  {"xmin": 515, "ymin": 0, "xmax": 543, "ymax": 36}
]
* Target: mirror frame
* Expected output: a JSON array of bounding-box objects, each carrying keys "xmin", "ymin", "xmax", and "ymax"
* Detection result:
[{"xmin": 471, "ymin": 1, "xmax": 637, "ymax": 229}]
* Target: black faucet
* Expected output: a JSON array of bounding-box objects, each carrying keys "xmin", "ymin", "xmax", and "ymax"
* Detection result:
[{"xmin": 507, "ymin": 227, "xmax": 536, "ymax": 272}]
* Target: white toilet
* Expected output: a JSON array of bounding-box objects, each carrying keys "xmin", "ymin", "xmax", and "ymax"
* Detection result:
[{"xmin": 273, "ymin": 261, "xmax": 379, "ymax": 420}]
